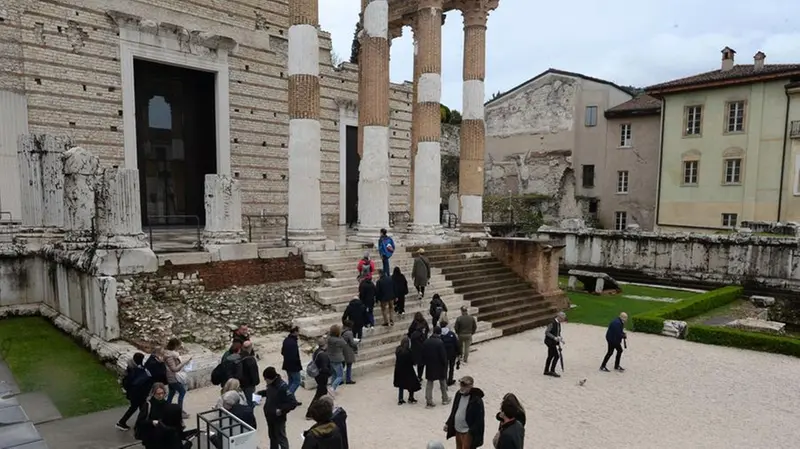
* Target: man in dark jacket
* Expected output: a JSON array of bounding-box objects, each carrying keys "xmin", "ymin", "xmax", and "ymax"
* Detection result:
[
  {"xmin": 429, "ymin": 294, "xmax": 447, "ymax": 327},
  {"xmin": 444, "ymin": 376, "xmax": 485, "ymax": 449},
  {"xmin": 144, "ymin": 349, "xmax": 168, "ymax": 385},
  {"xmin": 281, "ymin": 327, "xmax": 303, "ymax": 395},
  {"xmin": 302, "ymin": 398, "xmax": 344, "ymax": 449},
  {"xmin": 495, "ymin": 401, "xmax": 524, "ymax": 449},
  {"xmin": 342, "ymin": 297, "xmax": 366, "ymax": 339},
  {"xmin": 116, "ymin": 352, "xmax": 152, "ymax": 431},
  {"xmin": 257, "ymin": 367, "xmax": 299, "ymax": 449},
  {"xmin": 422, "ymin": 326, "xmax": 450, "ymax": 408},
  {"xmin": 439, "ymin": 320, "xmax": 461, "ymax": 386},
  {"xmin": 600, "ymin": 312, "xmax": 628, "ymax": 372},
  {"xmin": 376, "ymin": 272, "xmax": 396, "ymax": 327},
  {"xmin": 240, "ymin": 341, "xmax": 260, "ymax": 407},
  {"xmin": 306, "ymin": 338, "xmax": 332, "ymax": 419},
  {"xmin": 544, "ymin": 311, "xmax": 566, "ymax": 377},
  {"xmin": 358, "ymin": 278, "xmax": 377, "ymax": 330}
]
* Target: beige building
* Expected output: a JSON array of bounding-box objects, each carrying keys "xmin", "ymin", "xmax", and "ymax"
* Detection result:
[
  {"xmin": 601, "ymin": 95, "xmax": 661, "ymax": 230},
  {"xmin": 647, "ymin": 48, "xmax": 800, "ymax": 231},
  {"xmin": 483, "ymin": 69, "xmax": 633, "ymax": 227}
]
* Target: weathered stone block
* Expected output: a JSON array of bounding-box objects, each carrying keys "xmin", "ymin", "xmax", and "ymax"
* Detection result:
[
  {"xmin": 725, "ymin": 318, "xmax": 786, "ymax": 335},
  {"xmin": 203, "ymin": 174, "xmax": 247, "ymax": 246},
  {"xmin": 62, "ymin": 147, "xmax": 99, "ymax": 243},
  {"xmin": 751, "ymin": 295, "xmax": 776, "ymax": 308},
  {"xmin": 567, "ymin": 269, "xmax": 621, "ymax": 294},
  {"xmin": 17, "ymin": 134, "xmax": 70, "ymax": 229}
]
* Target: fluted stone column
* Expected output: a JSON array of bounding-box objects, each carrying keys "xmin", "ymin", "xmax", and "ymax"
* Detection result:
[
  {"xmin": 203, "ymin": 174, "xmax": 246, "ymax": 245},
  {"xmin": 287, "ymin": 0, "xmax": 325, "ymax": 242},
  {"xmin": 409, "ymin": 0, "xmax": 444, "ymax": 235},
  {"xmin": 96, "ymin": 167, "xmax": 148, "ymax": 248},
  {"xmin": 17, "ymin": 134, "xmax": 70, "ymax": 229},
  {"xmin": 62, "ymin": 147, "xmax": 99, "ymax": 246},
  {"xmin": 409, "ymin": 17, "xmax": 421, "ymax": 219},
  {"xmin": 355, "ymin": 0, "xmax": 391, "ymax": 238},
  {"xmin": 458, "ymin": 4, "xmax": 491, "ymax": 233}
]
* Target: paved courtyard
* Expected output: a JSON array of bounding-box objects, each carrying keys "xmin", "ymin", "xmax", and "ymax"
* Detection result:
[{"xmin": 179, "ymin": 324, "xmax": 800, "ymax": 449}]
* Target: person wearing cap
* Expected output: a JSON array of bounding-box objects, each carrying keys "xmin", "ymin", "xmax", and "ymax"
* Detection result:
[
  {"xmin": 257, "ymin": 366, "xmax": 299, "ymax": 449},
  {"xmin": 444, "ymin": 376, "xmax": 485, "ymax": 449},
  {"xmin": 411, "ymin": 248, "xmax": 431, "ymax": 300},
  {"xmin": 543, "ymin": 311, "xmax": 567, "ymax": 378},
  {"xmin": 454, "ymin": 306, "xmax": 477, "ymax": 364}
]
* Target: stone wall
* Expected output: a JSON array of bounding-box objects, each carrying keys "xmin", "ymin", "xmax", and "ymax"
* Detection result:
[{"xmin": 537, "ymin": 227, "xmax": 800, "ymax": 292}]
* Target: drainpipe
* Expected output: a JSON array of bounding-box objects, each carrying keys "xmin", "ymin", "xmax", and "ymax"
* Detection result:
[
  {"xmin": 777, "ymin": 87, "xmax": 791, "ymax": 222},
  {"xmin": 654, "ymin": 97, "xmax": 666, "ymax": 228}
]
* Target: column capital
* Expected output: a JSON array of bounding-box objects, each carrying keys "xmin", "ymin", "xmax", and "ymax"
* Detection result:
[
  {"xmin": 457, "ymin": 0, "xmax": 498, "ymax": 28},
  {"xmin": 389, "ymin": 25, "xmax": 404, "ymax": 40},
  {"xmin": 417, "ymin": 0, "xmax": 444, "ymax": 11}
]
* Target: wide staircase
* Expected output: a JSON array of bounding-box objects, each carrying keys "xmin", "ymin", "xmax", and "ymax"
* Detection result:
[
  {"xmin": 294, "ymin": 245, "xmax": 502, "ymax": 380},
  {"xmin": 408, "ymin": 241, "xmax": 558, "ymax": 335}
]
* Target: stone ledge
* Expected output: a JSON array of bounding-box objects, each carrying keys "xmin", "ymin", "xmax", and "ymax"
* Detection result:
[{"xmin": 725, "ymin": 318, "xmax": 786, "ymax": 335}]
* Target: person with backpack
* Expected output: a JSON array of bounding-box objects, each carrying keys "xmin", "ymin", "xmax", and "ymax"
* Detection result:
[
  {"xmin": 257, "ymin": 367, "xmax": 299, "ymax": 449},
  {"xmin": 134, "ymin": 383, "xmax": 169, "ymax": 441},
  {"xmin": 341, "ymin": 320, "xmax": 359, "ymax": 385},
  {"xmin": 358, "ymin": 276, "xmax": 377, "ymax": 331},
  {"xmin": 145, "ymin": 348, "xmax": 168, "ymax": 385},
  {"xmin": 305, "ymin": 337, "xmax": 332, "ymax": 420},
  {"xmin": 211, "ymin": 341, "xmax": 244, "ymax": 389},
  {"xmin": 117, "ymin": 352, "xmax": 153, "ymax": 431},
  {"xmin": 281, "ymin": 326, "xmax": 303, "ymax": 396},
  {"xmin": 240, "ymin": 341, "xmax": 260, "ymax": 407},
  {"xmin": 342, "ymin": 297, "xmax": 366, "ymax": 340},
  {"xmin": 429, "ymin": 294, "xmax": 448, "ymax": 328},
  {"xmin": 356, "ymin": 252, "xmax": 375, "ymax": 281},
  {"xmin": 378, "ymin": 228, "xmax": 395, "ymax": 275},
  {"xmin": 439, "ymin": 320, "xmax": 461, "ymax": 387}
]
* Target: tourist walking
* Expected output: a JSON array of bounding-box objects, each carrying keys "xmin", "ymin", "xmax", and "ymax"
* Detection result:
[
  {"xmin": 411, "ymin": 248, "xmax": 431, "ymax": 300},
  {"xmin": 320, "ymin": 396, "xmax": 350, "ymax": 449},
  {"xmin": 341, "ymin": 320, "xmax": 359, "ymax": 385},
  {"xmin": 422, "ymin": 326, "xmax": 450, "ymax": 408},
  {"xmin": 257, "ymin": 367, "xmax": 300, "ymax": 449},
  {"xmin": 444, "ymin": 376, "xmax": 485, "ymax": 449},
  {"xmin": 134, "ymin": 383, "xmax": 168, "ymax": 442},
  {"xmin": 429, "ymin": 293, "xmax": 447, "ymax": 327},
  {"xmin": 214, "ymin": 378, "xmax": 248, "ymax": 409},
  {"xmin": 600, "ymin": 312, "xmax": 628, "ymax": 372},
  {"xmin": 163, "ymin": 338, "xmax": 192, "ymax": 418},
  {"xmin": 392, "ymin": 267, "xmax": 409, "ymax": 315},
  {"xmin": 356, "ymin": 252, "xmax": 375, "ymax": 281},
  {"xmin": 454, "ymin": 306, "xmax": 477, "ymax": 364},
  {"xmin": 327, "ymin": 324, "xmax": 347, "ymax": 395},
  {"xmin": 544, "ymin": 311, "xmax": 567, "ymax": 377},
  {"xmin": 305, "ymin": 337, "xmax": 332, "ymax": 419},
  {"xmin": 408, "ymin": 312, "xmax": 430, "ymax": 380},
  {"xmin": 240, "ymin": 341, "xmax": 260, "ymax": 407},
  {"xmin": 342, "ymin": 297, "xmax": 366, "ymax": 340},
  {"xmin": 378, "ymin": 228, "xmax": 395, "ymax": 275},
  {"xmin": 117, "ymin": 352, "xmax": 153, "ymax": 431},
  {"xmin": 144, "ymin": 348, "xmax": 168, "ymax": 385},
  {"xmin": 376, "ymin": 271, "xmax": 396, "ymax": 326},
  {"xmin": 281, "ymin": 326, "xmax": 303, "ymax": 395},
  {"xmin": 439, "ymin": 320, "xmax": 461, "ymax": 386},
  {"xmin": 302, "ymin": 398, "xmax": 344, "ymax": 449},
  {"xmin": 358, "ymin": 276, "xmax": 377, "ymax": 330},
  {"xmin": 493, "ymin": 400, "xmax": 525, "ymax": 449},
  {"xmin": 393, "ymin": 336, "xmax": 421, "ymax": 405},
  {"xmin": 213, "ymin": 341, "xmax": 244, "ymax": 387}
]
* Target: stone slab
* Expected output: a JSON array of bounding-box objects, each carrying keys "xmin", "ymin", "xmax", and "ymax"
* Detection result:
[
  {"xmin": 0, "ymin": 358, "xmax": 20, "ymax": 397},
  {"xmin": 37, "ymin": 405, "xmax": 137, "ymax": 449},
  {"xmin": 725, "ymin": 318, "xmax": 786, "ymax": 335},
  {"xmin": 750, "ymin": 295, "xmax": 776, "ymax": 307},
  {"xmin": 0, "ymin": 422, "xmax": 44, "ymax": 449},
  {"xmin": 567, "ymin": 269, "xmax": 621, "ymax": 293},
  {"xmin": 205, "ymin": 243, "xmax": 259, "ymax": 261},
  {"xmin": 257, "ymin": 247, "xmax": 300, "ymax": 259},
  {"xmin": 157, "ymin": 252, "xmax": 212, "ymax": 266},
  {"xmin": 703, "ymin": 316, "xmax": 735, "ymax": 326},
  {"xmin": 16, "ymin": 392, "xmax": 62, "ymax": 424}
]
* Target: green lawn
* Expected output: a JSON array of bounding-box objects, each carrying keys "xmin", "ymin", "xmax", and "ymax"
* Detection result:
[
  {"xmin": 559, "ymin": 277, "xmax": 696, "ymax": 327},
  {"xmin": 0, "ymin": 317, "xmax": 127, "ymax": 417}
]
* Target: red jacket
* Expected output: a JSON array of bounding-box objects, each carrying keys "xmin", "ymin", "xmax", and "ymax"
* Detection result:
[{"xmin": 357, "ymin": 258, "xmax": 375, "ymax": 280}]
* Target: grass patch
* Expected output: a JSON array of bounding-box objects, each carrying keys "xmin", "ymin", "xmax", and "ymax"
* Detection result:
[{"xmin": 0, "ymin": 317, "xmax": 127, "ymax": 417}]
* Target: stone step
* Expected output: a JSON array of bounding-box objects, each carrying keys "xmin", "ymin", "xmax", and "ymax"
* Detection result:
[
  {"xmin": 326, "ymin": 288, "xmax": 461, "ymax": 310},
  {"xmin": 312, "ymin": 279, "xmax": 453, "ymax": 303},
  {"xmin": 492, "ymin": 307, "xmax": 556, "ymax": 335},
  {"xmin": 328, "ymin": 264, "xmax": 441, "ymax": 280},
  {"xmin": 451, "ymin": 273, "xmax": 526, "ymax": 290},
  {"xmin": 477, "ymin": 297, "xmax": 552, "ymax": 322},
  {"xmin": 445, "ymin": 266, "xmax": 510, "ymax": 281},
  {"xmin": 469, "ymin": 289, "xmax": 542, "ymax": 308},
  {"xmin": 357, "ymin": 321, "xmax": 494, "ymax": 353},
  {"xmin": 300, "ymin": 327, "xmax": 502, "ymax": 389},
  {"xmin": 319, "ymin": 256, "xmax": 414, "ymax": 273},
  {"xmin": 440, "ymin": 259, "xmax": 505, "ymax": 273},
  {"xmin": 408, "ymin": 243, "xmax": 481, "ymax": 253},
  {"xmin": 459, "ymin": 280, "xmax": 532, "ymax": 300},
  {"xmin": 306, "ymin": 251, "xmax": 413, "ymax": 266}
]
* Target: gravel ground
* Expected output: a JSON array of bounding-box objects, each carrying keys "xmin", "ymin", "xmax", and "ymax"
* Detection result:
[{"xmin": 181, "ymin": 324, "xmax": 800, "ymax": 448}]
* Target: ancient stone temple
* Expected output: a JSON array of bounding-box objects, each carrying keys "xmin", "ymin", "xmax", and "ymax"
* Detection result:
[{"xmin": 0, "ymin": 0, "xmax": 499, "ymax": 246}]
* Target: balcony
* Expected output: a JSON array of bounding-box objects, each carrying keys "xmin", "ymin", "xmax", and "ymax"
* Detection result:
[{"xmin": 792, "ymin": 121, "xmax": 800, "ymax": 139}]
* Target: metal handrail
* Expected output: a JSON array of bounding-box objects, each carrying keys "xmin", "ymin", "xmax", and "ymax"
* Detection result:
[
  {"xmin": 145, "ymin": 215, "xmax": 202, "ymax": 250},
  {"xmin": 243, "ymin": 214, "xmax": 289, "ymax": 247}
]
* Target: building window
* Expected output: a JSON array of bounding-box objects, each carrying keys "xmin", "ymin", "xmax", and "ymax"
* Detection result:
[
  {"xmin": 683, "ymin": 160, "xmax": 698, "ymax": 185},
  {"xmin": 582, "ymin": 164, "xmax": 595, "ymax": 188},
  {"xmin": 614, "ymin": 211, "xmax": 627, "ymax": 231},
  {"xmin": 726, "ymin": 101, "xmax": 745, "ymax": 133},
  {"xmin": 684, "ymin": 105, "xmax": 702, "ymax": 136},
  {"xmin": 619, "ymin": 123, "xmax": 632, "ymax": 147},
  {"xmin": 617, "ymin": 170, "xmax": 629, "ymax": 193},
  {"xmin": 588, "ymin": 199, "xmax": 598, "ymax": 215},
  {"xmin": 722, "ymin": 213, "xmax": 738, "ymax": 228},
  {"xmin": 585, "ymin": 106, "xmax": 598, "ymax": 127},
  {"xmin": 723, "ymin": 158, "xmax": 742, "ymax": 184}
]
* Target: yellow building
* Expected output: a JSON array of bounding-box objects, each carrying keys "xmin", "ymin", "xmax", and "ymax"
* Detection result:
[{"xmin": 647, "ymin": 47, "xmax": 800, "ymax": 231}]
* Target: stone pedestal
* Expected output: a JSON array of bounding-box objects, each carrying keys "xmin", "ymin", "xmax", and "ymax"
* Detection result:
[
  {"xmin": 17, "ymin": 134, "xmax": 70, "ymax": 230},
  {"xmin": 96, "ymin": 167, "xmax": 149, "ymax": 248},
  {"xmin": 202, "ymin": 174, "xmax": 247, "ymax": 245},
  {"xmin": 62, "ymin": 147, "xmax": 100, "ymax": 247}
]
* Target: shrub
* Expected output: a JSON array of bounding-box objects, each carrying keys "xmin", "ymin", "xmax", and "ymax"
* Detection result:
[
  {"xmin": 686, "ymin": 325, "xmax": 800, "ymax": 358},
  {"xmin": 631, "ymin": 286, "xmax": 743, "ymax": 334},
  {"xmin": 630, "ymin": 314, "xmax": 664, "ymax": 334}
]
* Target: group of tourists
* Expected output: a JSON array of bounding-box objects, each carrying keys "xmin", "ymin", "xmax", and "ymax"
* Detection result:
[{"xmin": 542, "ymin": 311, "xmax": 629, "ymax": 377}]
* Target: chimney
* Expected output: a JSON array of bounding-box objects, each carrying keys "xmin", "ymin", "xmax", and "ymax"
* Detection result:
[
  {"xmin": 754, "ymin": 51, "xmax": 766, "ymax": 71},
  {"xmin": 721, "ymin": 46, "xmax": 736, "ymax": 71}
]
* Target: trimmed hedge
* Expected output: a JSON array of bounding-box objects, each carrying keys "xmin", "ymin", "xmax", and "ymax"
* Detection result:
[
  {"xmin": 630, "ymin": 314, "xmax": 664, "ymax": 334},
  {"xmin": 687, "ymin": 325, "xmax": 800, "ymax": 358},
  {"xmin": 631, "ymin": 286, "xmax": 743, "ymax": 334}
]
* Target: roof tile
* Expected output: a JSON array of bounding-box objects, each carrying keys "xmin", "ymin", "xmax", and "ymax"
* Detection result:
[{"xmin": 646, "ymin": 64, "xmax": 800, "ymax": 93}]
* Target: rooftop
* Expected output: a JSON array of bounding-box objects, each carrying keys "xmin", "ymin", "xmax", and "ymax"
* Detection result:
[
  {"xmin": 605, "ymin": 94, "xmax": 661, "ymax": 118},
  {"xmin": 486, "ymin": 68, "xmax": 633, "ymax": 106}
]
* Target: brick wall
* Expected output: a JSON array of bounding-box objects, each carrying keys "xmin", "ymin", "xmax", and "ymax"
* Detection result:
[
  {"xmin": 1, "ymin": 0, "xmax": 413, "ymax": 223},
  {"xmin": 159, "ymin": 255, "xmax": 305, "ymax": 291}
]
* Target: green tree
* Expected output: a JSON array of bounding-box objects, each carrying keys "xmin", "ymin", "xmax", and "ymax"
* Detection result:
[
  {"xmin": 350, "ymin": 21, "xmax": 362, "ymax": 64},
  {"xmin": 440, "ymin": 104, "xmax": 451, "ymax": 123},
  {"xmin": 449, "ymin": 109, "xmax": 462, "ymax": 125}
]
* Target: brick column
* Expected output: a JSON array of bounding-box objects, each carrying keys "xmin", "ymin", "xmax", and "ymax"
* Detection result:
[
  {"xmin": 355, "ymin": 0, "xmax": 391, "ymax": 238},
  {"xmin": 458, "ymin": 3, "xmax": 491, "ymax": 232},
  {"xmin": 409, "ymin": 0, "xmax": 444, "ymax": 235},
  {"xmin": 287, "ymin": 0, "xmax": 325, "ymax": 242}
]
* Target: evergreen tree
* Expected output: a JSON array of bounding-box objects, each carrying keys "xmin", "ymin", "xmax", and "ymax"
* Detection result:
[{"xmin": 349, "ymin": 21, "xmax": 362, "ymax": 64}]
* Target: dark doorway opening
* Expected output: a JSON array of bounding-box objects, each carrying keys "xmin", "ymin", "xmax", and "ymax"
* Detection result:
[
  {"xmin": 134, "ymin": 59, "xmax": 217, "ymax": 226},
  {"xmin": 345, "ymin": 126, "xmax": 360, "ymax": 227}
]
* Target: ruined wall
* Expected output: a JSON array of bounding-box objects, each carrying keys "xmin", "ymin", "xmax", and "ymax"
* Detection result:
[
  {"xmin": 0, "ymin": 0, "xmax": 413, "ymax": 224},
  {"xmin": 537, "ymin": 227, "xmax": 800, "ymax": 291},
  {"xmin": 440, "ymin": 123, "xmax": 460, "ymax": 206}
]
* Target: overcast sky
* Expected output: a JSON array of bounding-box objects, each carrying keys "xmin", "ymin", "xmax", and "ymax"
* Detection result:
[{"xmin": 319, "ymin": 0, "xmax": 800, "ymax": 109}]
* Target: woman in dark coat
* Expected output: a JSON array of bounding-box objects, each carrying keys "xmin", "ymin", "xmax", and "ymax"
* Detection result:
[
  {"xmin": 392, "ymin": 267, "xmax": 409, "ymax": 316},
  {"xmin": 358, "ymin": 278, "xmax": 377, "ymax": 329},
  {"xmin": 393, "ymin": 337, "xmax": 421, "ymax": 405},
  {"xmin": 142, "ymin": 403, "xmax": 185, "ymax": 449},
  {"xmin": 494, "ymin": 393, "xmax": 526, "ymax": 427},
  {"xmin": 407, "ymin": 312, "xmax": 430, "ymax": 381}
]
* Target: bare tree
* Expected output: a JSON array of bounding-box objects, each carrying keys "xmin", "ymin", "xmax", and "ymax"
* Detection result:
[{"xmin": 331, "ymin": 50, "xmax": 344, "ymax": 67}]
